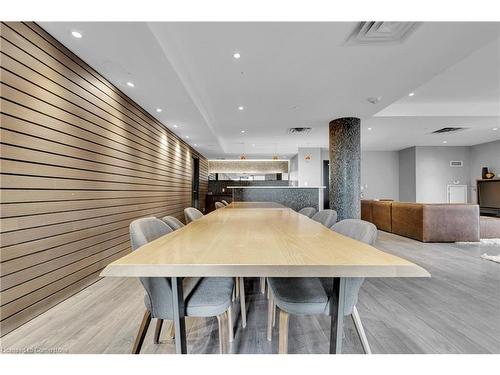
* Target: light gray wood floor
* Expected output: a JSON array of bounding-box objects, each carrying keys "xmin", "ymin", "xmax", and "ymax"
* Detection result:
[{"xmin": 1, "ymin": 231, "xmax": 499, "ymax": 354}]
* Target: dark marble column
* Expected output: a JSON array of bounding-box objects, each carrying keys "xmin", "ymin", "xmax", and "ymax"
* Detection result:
[{"xmin": 329, "ymin": 117, "xmax": 360, "ymax": 220}]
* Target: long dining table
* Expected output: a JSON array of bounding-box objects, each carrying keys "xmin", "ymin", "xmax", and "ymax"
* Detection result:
[{"xmin": 100, "ymin": 201, "xmax": 430, "ymax": 354}]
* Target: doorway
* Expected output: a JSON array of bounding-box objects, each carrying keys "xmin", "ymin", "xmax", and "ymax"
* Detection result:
[{"xmin": 192, "ymin": 157, "xmax": 200, "ymax": 209}]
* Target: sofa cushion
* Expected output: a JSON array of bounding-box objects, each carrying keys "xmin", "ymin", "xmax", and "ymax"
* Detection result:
[
  {"xmin": 372, "ymin": 201, "xmax": 392, "ymax": 232},
  {"xmin": 391, "ymin": 202, "xmax": 424, "ymax": 241},
  {"xmin": 361, "ymin": 200, "xmax": 373, "ymax": 222}
]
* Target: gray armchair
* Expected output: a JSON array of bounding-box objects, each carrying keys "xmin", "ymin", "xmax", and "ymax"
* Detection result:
[
  {"xmin": 129, "ymin": 217, "xmax": 234, "ymax": 354},
  {"xmin": 267, "ymin": 219, "xmax": 377, "ymax": 354}
]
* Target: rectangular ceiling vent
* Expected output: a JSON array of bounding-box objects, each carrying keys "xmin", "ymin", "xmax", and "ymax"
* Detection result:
[
  {"xmin": 450, "ymin": 161, "xmax": 464, "ymax": 167},
  {"xmin": 431, "ymin": 127, "xmax": 468, "ymax": 134},
  {"xmin": 288, "ymin": 127, "xmax": 312, "ymax": 135},
  {"xmin": 346, "ymin": 22, "xmax": 420, "ymax": 45}
]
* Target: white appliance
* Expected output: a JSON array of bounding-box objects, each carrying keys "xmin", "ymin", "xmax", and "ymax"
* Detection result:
[{"xmin": 447, "ymin": 185, "xmax": 467, "ymax": 203}]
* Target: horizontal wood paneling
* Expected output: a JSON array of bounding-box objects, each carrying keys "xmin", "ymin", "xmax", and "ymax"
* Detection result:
[{"xmin": 0, "ymin": 21, "xmax": 208, "ymax": 336}]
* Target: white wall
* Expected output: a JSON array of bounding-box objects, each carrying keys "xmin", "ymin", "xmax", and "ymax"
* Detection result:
[
  {"xmin": 320, "ymin": 149, "xmax": 399, "ymax": 200},
  {"xmin": 470, "ymin": 140, "xmax": 500, "ymax": 203},
  {"xmin": 298, "ymin": 147, "xmax": 322, "ymax": 186},
  {"xmin": 399, "ymin": 147, "xmax": 416, "ymax": 202},
  {"xmin": 415, "ymin": 146, "xmax": 471, "ymax": 203},
  {"xmin": 293, "ymin": 141, "xmax": 498, "ymax": 204},
  {"xmin": 361, "ymin": 151, "xmax": 400, "ymax": 200}
]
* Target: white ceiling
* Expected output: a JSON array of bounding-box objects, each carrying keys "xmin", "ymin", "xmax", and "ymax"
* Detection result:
[{"xmin": 40, "ymin": 22, "xmax": 500, "ymax": 157}]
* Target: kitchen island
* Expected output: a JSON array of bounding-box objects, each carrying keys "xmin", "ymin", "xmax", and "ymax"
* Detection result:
[{"xmin": 228, "ymin": 186, "xmax": 325, "ymax": 211}]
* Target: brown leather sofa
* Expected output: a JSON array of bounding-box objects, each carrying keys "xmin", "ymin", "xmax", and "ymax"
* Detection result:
[{"xmin": 361, "ymin": 200, "xmax": 480, "ymax": 242}]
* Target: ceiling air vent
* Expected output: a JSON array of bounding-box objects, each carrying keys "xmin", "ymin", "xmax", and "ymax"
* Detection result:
[
  {"xmin": 431, "ymin": 127, "xmax": 468, "ymax": 134},
  {"xmin": 288, "ymin": 127, "xmax": 312, "ymax": 135},
  {"xmin": 346, "ymin": 22, "xmax": 420, "ymax": 45}
]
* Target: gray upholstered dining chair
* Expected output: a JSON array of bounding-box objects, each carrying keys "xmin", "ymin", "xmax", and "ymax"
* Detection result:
[
  {"xmin": 184, "ymin": 207, "xmax": 204, "ymax": 224},
  {"xmin": 161, "ymin": 216, "xmax": 184, "ymax": 231},
  {"xmin": 215, "ymin": 202, "xmax": 225, "ymax": 209},
  {"xmin": 311, "ymin": 209, "xmax": 338, "ymax": 228},
  {"xmin": 298, "ymin": 207, "xmax": 317, "ymax": 218},
  {"xmin": 266, "ymin": 219, "xmax": 377, "ymax": 354},
  {"xmin": 221, "ymin": 200, "xmax": 229, "ymax": 206},
  {"xmin": 165, "ymin": 213, "xmax": 247, "ymax": 342},
  {"xmin": 129, "ymin": 217, "xmax": 234, "ymax": 354}
]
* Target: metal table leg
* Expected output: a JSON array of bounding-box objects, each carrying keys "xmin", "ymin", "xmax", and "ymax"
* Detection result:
[
  {"xmin": 171, "ymin": 277, "xmax": 187, "ymax": 354},
  {"xmin": 329, "ymin": 277, "xmax": 346, "ymax": 354}
]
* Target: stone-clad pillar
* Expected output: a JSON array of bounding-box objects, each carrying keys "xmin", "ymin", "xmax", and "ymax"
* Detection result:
[{"xmin": 329, "ymin": 117, "xmax": 361, "ymax": 220}]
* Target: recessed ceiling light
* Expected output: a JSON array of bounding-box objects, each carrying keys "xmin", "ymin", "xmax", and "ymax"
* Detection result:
[
  {"xmin": 408, "ymin": 92, "xmax": 415, "ymax": 97},
  {"xmin": 173, "ymin": 124, "xmax": 178, "ymax": 128},
  {"xmin": 156, "ymin": 108, "xmax": 162, "ymax": 113},
  {"xmin": 233, "ymin": 52, "xmax": 241, "ymax": 59},
  {"xmin": 241, "ymin": 130, "xmax": 246, "ymax": 134},
  {"xmin": 252, "ymin": 144, "xmax": 255, "ymax": 147},
  {"xmin": 367, "ymin": 127, "xmax": 372, "ymax": 131},
  {"xmin": 194, "ymin": 143, "xmax": 198, "ymax": 146},
  {"xmin": 493, "ymin": 127, "xmax": 498, "ymax": 131},
  {"xmin": 126, "ymin": 81, "xmax": 135, "ymax": 87},
  {"xmin": 238, "ymin": 106, "xmax": 244, "ymax": 111},
  {"xmin": 71, "ymin": 31, "xmax": 82, "ymax": 39},
  {"xmin": 185, "ymin": 135, "xmax": 190, "ymax": 139},
  {"xmin": 442, "ymin": 140, "xmax": 448, "ymax": 144}
]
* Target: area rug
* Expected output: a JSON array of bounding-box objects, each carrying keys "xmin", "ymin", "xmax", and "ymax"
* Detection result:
[
  {"xmin": 457, "ymin": 238, "xmax": 500, "ymax": 245},
  {"xmin": 481, "ymin": 253, "xmax": 500, "ymax": 264}
]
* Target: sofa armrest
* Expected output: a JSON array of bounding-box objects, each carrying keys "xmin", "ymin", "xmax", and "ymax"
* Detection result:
[{"xmin": 422, "ymin": 204, "xmax": 480, "ymax": 242}]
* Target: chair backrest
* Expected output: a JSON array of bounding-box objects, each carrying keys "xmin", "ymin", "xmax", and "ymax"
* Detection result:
[
  {"xmin": 331, "ymin": 219, "xmax": 377, "ymax": 246},
  {"xmin": 215, "ymin": 202, "xmax": 225, "ymax": 209},
  {"xmin": 161, "ymin": 216, "xmax": 185, "ymax": 231},
  {"xmin": 330, "ymin": 219, "xmax": 378, "ymax": 315},
  {"xmin": 129, "ymin": 217, "xmax": 174, "ymax": 319},
  {"xmin": 298, "ymin": 207, "xmax": 317, "ymax": 218},
  {"xmin": 184, "ymin": 207, "xmax": 204, "ymax": 224},
  {"xmin": 311, "ymin": 209, "xmax": 338, "ymax": 228},
  {"xmin": 221, "ymin": 200, "xmax": 229, "ymax": 206}
]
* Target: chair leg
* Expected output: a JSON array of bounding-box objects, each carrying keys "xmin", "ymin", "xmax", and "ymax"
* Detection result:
[
  {"xmin": 132, "ymin": 310, "xmax": 151, "ymax": 354},
  {"xmin": 166, "ymin": 321, "xmax": 175, "ymax": 340},
  {"xmin": 278, "ymin": 309, "xmax": 289, "ymax": 354},
  {"xmin": 153, "ymin": 319, "xmax": 163, "ymax": 344},
  {"xmin": 216, "ymin": 311, "xmax": 228, "ymax": 354},
  {"xmin": 260, "ymin": 277, "xmax": 266, "ymax": 294},
  {"xmin": 235, "ymin": 277, "xmax": 240, "ymax": 299},
  {"xmin": 267, "ymin": 294, "xmax": 274, "ymax": 341},
  {"xmin": 227, "ymin": 305, "xmax": 234, "ymax": 342},
  {"xmin": 352, "ymin": 306, "xmax": 371, "ymax": 354},
  {"xmin": 272, "ymin": 300, "xmax": 277, "ymax": 327},
  {"xmin": 239, "ymin": 277, "xmax": 247, "ymax": 328}
]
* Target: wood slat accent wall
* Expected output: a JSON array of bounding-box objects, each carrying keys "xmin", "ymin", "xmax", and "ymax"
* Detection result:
[{"xmin": 0, "ymin": 22, "xmax": 208, "ymax": 336}]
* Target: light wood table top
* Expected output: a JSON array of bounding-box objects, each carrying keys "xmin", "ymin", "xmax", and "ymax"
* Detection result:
[
  {"xmin": 227, "ymin": 201, "xmax": 285, "ymax": 208},
  {"xmin": 101, "ymin": 206, "xmax": 429, "ymax": 279}
]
